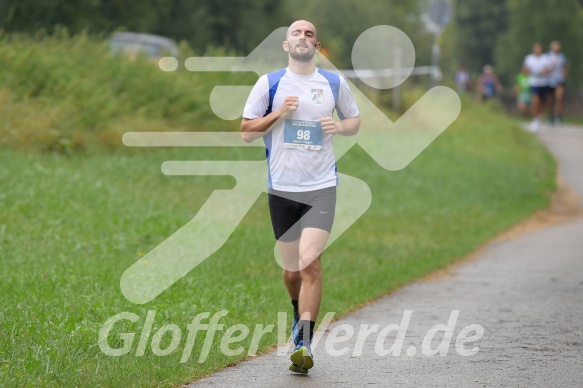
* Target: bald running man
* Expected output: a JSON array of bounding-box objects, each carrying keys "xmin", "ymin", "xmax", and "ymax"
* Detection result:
[{"xmin": 241, "ymin": 20, "xmax": 360, "ymax": 374}]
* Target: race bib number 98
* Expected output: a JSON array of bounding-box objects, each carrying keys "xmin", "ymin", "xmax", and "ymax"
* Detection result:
[{"xmin": 283, "ymin": 119, "xmax": 323, "ymax": 150}]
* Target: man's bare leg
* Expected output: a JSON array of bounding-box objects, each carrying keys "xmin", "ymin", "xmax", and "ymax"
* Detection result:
[
  {"xmin": 530, "ymin": 93, "xmax": 543, "ymax": 131},
  {"xmin": 546, "ymin": 90, "xmax": 556, "ymax": 123},
  {"xmin": 286, "ymin": 227, "xmax": 329, "ymax": 372},
  {"xmin": 555, "ymin": 85, "xmax": 566, "ymax": 122},
  {"xmin": 277, "ymin": 239, "xmax": 302, "ymax": 300},
  {"xmin": 297, "ymin": 227, "xmax": 329, "ymax": 323}
]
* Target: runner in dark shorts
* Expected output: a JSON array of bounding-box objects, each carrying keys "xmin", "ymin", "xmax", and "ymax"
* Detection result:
[
  {"xmin": 530, "ymin": 86, "xmax": 547, "ymax": 102},
  {"xmin": 241, "ymin": 20, "xmax": 361, "ymax": 374},
  {"xmin": 268, "ymin": 187, "xmax": 336, "ymax": 242},
  {"xmin": 546, "ymin": 41, "xmax": 569, "ymax": 124},
  {"xmin": 523, "ymin": 43, "xmax": 552, "ymax": 132}
]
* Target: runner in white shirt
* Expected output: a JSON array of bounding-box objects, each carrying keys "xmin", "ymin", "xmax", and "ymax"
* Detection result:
[
  {"xmin": 243, "ymin": 66, "xmax": 359, "ymax": 191},
  {"xmin": 546, "ymin": 40, "xmax": 569, "ymax": 124},
  {"xmin": 241, "ymin": 20, "xmax": 360, "ymax": 374},
  {"xmin": 523, "ymin": 43, "xmax": 553, "ymax": 132}
]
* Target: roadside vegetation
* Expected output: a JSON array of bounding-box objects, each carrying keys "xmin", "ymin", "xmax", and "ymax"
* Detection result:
[{"xmin": 0, "ymin": 34, "xmax": 556, "ymax": 386}]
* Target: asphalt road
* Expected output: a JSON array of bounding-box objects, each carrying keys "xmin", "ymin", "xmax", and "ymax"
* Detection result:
[{"xmin": 187, "ymin": 124, "xmax": 583, "ymax": 387}]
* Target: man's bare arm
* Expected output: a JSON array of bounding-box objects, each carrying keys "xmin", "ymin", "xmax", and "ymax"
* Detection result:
[{"xmin": 241, "ymin": 96, "xmax": 299, "ymax": 143}]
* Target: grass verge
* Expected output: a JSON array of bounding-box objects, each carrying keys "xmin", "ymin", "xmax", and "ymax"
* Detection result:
[{"xmin": 0, "ymin": 96, "xmax": 555, "ymax": 385}]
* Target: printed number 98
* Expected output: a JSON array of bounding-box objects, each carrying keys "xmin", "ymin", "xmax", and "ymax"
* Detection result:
[{"xmin": 296, "ymin": 130, "xmax": 311, "ymax": 141}]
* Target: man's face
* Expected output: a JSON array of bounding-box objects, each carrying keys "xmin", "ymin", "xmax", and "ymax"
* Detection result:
[
  {"xmin": 533, "ymin": 43, "xmax": 543, "ymax": 55},
  {"xmin": 284, "ymin": 21, "xmax": 320, "ymax": 62}
]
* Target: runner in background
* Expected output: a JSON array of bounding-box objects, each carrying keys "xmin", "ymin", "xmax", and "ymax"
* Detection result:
[
  {"xmin": 476, "ymin": 64, "xmax": 503, "ymax": 102},
  {"xmin": 546, "ymin": 40, "xmax": 569, "ymax": 124},
  {"xmin": 454, "ymin": 63, "xmax": 472, "ymax": 95},
  {"xmin": 523, "ymin": 43, "xmax": 553, "ymax": 132},
  {"xmin": 514, "ymin": 67, "xmax": 532, "ymax": 117}
]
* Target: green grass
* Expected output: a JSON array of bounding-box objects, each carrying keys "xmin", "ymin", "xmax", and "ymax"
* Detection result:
[
  {"xmin": 0, "ymin": 33, "xmax": 556, "ymax": 387},
  {"xmin": 0, "ymin": 100, "xmax": 555, "ymax": 386}
]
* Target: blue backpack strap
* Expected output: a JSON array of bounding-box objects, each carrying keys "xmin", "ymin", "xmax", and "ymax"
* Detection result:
[
  {"xmin": 264, "ymin": 68, "xmax": 287, "ymax": 117},
  {"xmin": 317, "ymin": 68, "xmax": 344, "ymax": 120}
]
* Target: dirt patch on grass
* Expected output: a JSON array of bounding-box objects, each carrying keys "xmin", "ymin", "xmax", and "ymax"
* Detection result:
[
  {"xmin": 495, "ymin": 178, "xmax": 583, "ymax": 241},
  {"xmin": 420, "ymin": 178, "xmax": 583, "ymax": 283}
]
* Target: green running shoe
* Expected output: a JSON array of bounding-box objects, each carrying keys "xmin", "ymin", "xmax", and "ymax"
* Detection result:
[
  {"xmin": 289, "ymin": 341, "xmax": 313, "ymax": 373},
  {"xmin": 288, "ymin": 362, "xmax": 309, "ymax": 375}
]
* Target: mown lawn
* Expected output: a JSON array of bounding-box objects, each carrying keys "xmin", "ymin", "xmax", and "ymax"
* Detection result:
[{"xmin": 0, "ymin": 96, "xmax": 556, "ymax": 386}]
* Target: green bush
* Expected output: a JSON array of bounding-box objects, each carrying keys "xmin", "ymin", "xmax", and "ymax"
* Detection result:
[{"xmin": 0, "ymin": 31, "xmax": 255, "ymax": 152}]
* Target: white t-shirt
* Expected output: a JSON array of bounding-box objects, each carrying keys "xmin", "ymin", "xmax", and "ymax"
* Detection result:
[
  {"xmin": 546, "ymin": 51, "xmax": 568, "ymax": 86},
  {"xmin": 523, "ymin": 54, "xmax": 552, "ymax": 87},
  {"xmin": 243, "ymin": 67, "xmax": 359, "ymax": 192},
  {"xmin": 454, "ymin": 70, "xmax": 470, "ymax": 91}
]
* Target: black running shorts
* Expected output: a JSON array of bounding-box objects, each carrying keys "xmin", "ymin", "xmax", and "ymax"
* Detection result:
[
  {"xmin": 268, "ymin": 186, "xmax": 336, "ymax": 242},
  {"xmin": 530, "ymin": 86, "xmax": 547, "ymax": 101}
]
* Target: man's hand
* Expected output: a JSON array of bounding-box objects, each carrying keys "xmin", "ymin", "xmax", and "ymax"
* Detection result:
[
  {"xmin": 241, "ymin": 96, "xmax": 299, "ymax": 143},
  {"xmin": 320, "ymin": 116, "xmax": 361, "ymax": 136},
  {"xmin": 279, "ymin": 96, "xmax": 299, "ymax": 118},
  {"xmin": 320, "ymin": 116, "xmax": 341, "ymax": 135}
]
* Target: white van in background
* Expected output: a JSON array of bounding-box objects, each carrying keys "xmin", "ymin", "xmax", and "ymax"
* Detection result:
[{"xmin": 110, "ymin": 32, "xmax": 179, "ymax": 61}]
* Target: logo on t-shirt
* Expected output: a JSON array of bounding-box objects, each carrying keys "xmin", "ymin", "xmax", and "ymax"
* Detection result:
[{"xmin": 311, "ymin": 89, "xmax": 324, "ymax": 104}]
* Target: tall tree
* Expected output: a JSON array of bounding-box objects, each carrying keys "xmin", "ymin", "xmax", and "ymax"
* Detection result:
[
  {"xmin": 453, "ymin": 0, "xmax": 508, "ymax": 74},
  {"xmin": 0, "ymin": 0, "xmax": 287, "ymax": 55},
  {"xmin": 0, "ymin": 0, "xmax": 103, "ymax": 33}
]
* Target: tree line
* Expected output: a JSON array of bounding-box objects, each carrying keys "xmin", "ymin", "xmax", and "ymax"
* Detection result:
[
  {"xmin": 0, "ymin": 0, "xmax": 428, "ymax": 69},
  {"xmin": 2, "ymin": 0, "xmax": 581, "ymax": 88}
]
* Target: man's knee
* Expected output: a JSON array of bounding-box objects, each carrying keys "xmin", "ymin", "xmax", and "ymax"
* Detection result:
[
  {"xmin": 299, "ymin": 254, "xmax": 321, "ymax": 277},
  {"xmin": 284, "ymin": 269, "xmax": 302, "ymax": 283}
]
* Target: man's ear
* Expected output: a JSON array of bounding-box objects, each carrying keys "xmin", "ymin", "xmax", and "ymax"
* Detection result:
[
  {"xmin": 315, "ymin": 42, "xmax": 321, "ymax": 51},
  {"xmin": 282, "ymin": 40, "xmax": 289, "ymax": 52}
]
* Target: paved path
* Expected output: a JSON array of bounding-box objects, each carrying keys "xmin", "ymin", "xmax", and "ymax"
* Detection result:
[{"xmin": 188, "ymin": 124, "xmax": 583, "ymax": 387}]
